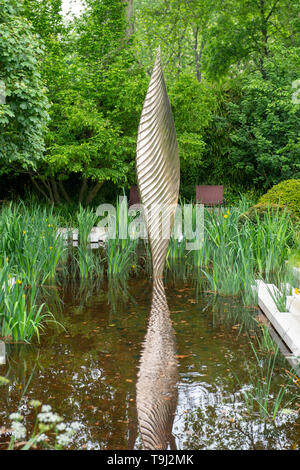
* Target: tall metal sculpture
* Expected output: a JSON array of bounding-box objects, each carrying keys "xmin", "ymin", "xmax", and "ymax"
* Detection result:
[
  {"xmin": 136, "ymin": 47, "xmax": 180, "ymax": 279},
  {"xmin": 136, "ymin": 48, "xmax": 180, "ymax": 450}
]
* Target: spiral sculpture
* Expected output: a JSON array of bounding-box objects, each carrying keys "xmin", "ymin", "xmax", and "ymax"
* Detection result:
[
  {"xmin": 136, "ymin": 48, "xmax": 180, "ymax": 450},
  {"xmin": 136, "ymin": 47, "xmax": 180, "ymax": 279}
]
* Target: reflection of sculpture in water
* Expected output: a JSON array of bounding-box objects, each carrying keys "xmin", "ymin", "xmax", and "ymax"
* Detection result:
[
  {"xmin": 136, "ymin": 278, "xmax": 178, "ymax": 450},
  {"xmin": 135, "ymin": 47, "xmax": 180, "ymax": 450}
]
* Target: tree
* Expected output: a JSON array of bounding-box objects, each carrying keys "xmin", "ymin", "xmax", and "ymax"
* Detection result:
[
  {"xmin": 203, "ymin": 0, "xmax": 300, "ymax": 80},
  {"xmin": 0, "ymin": 0, "xmax": 49, "ymax": 175},
  {"xmin": 169, "ymin": 73, "xmax": 217, "ymax": 195},
  {"xmin": 20, "ymin": 0, "xmax": 148, "ymax": 205},
  {"xmin": 204, "ymin": 47, "xmax": 300, "ymax": 190},
  {"xmin": 134, "ymin": 0, "xmax": 218, "ymax": 82}
]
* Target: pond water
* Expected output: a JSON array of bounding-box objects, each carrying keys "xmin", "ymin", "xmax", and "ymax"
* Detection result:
[{"xmin": 0, "ymin": 277, "xmax": 300, "ymax": 450}]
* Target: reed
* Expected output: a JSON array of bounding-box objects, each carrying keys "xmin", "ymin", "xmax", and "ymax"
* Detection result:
[
  {"xmin": 237, "ymin": 343, "xmax": 296, "ymax": 420},
  {"xmin": 106, "ymin": 237, "xmax": 138, "ymax": 277},
  {"xmin": 0, "ymin": 197, "xmax": 297, "ymax": 342},
  {"xmin": 183, "ymin": 201, "xmax": 299, "ymax": 309},
  {"xmin": 0, "ymin": 267, "xmax": 54, "ymax": 342}
]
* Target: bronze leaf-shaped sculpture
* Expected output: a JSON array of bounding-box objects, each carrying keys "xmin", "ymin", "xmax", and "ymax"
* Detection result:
[
  {"xmin": 136, "ymin": 48, "xmax": 180, "ymax": 450},
  {"xmin": 136, "ymin": 47, "xmax": 180, "ymax": 278}
]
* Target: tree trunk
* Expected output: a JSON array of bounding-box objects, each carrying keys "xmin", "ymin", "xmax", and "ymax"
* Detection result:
[
  {"xmin": 259, "ymin": 0, "xmax": 269, "ymax": 78},
  {"xmin": 59, "ymin": 180, "xmax": 71, "ymax": 204},
  {"xmin": 193, "ymin": 26, "xmax": 204, "ymax": 83},
  {"xmin": 50, "ymin": 177, "xmax": 61, "ymax": 205},
  {"xmin": 85, "ymin": 182, "xmax": 103, "ymax": 206},
  {"xmin": 79, "ymin": 178, "xmax": 88, "ymax": 205},
  {"xmin": 29, "ymin": 173, "xmax": 52, "ymax": 204},
  {"xmin": 40, "ymin": 177, "xmax": 54, "ymax": 204}
]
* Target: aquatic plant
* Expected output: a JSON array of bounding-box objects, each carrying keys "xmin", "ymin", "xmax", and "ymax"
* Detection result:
[
  {"xmin": 0, "ymin": 271, "xmax": 56, "ymax": 342},
  {"xmin": 106, "ymin": 237, "xmax": 138, "ymax": 277},
  {"xmin": 253, "ymin": 324, "xmax": 277, "ymax": 355},
  {"xmin": 0, "ymin": 202, "xmax": 64, "ymax": 285},
  {"xmin": 237, "ymin": 343, "xmax": 296, "ymax": 421}
]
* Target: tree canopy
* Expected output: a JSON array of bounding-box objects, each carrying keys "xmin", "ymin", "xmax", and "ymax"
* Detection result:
[
  {"xmin": 0, "ymin": 0, "xmax": 299, "ymax": 203},
  {"xmin": 0, "ymin": 0, "xmax": 49, "ymax": 175}
]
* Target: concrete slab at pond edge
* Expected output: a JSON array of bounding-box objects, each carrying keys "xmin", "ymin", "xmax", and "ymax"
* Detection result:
[
  {"xmin": 0, "ymin": 341, "xmax": 5, "ymax": 365},
  {"xmin": 255, "ymin": 280, "xmax": 300, "ymax": 363}
]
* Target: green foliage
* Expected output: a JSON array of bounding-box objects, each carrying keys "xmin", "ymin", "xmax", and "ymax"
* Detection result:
[
  {"xmin": 169, "ymin": 74, "xmax": 217, "ymax": 189},
  {"xmin": 259, "ymin": 179, "xmax": 300, "ymax": 217},
  {"xmin": 240, "ymin": 203, "xmax": 299, "ymax": 225},
  {"xmin": 204, "ymin": 0, "xmax": 300, "ymax": 80},
  {"xmin": 0, "ymin": 203, "xmax": 64, "ymax": 285},
  {"xmin": 46, "ymin": 94, "xmax": 129, "ymax": 185},
  {"xmin": 207, "ymin": 48, "xmax": 300, "ymax": 190},
  {"xmin": 20, "ymin": 0, "xmax": 148, "ymax": 204},
  {"xmin": 184, "ymin": 199, "xmax": 298, "ymax": 308},
  {"xmin": 0, "ymin": 274, "xmax": 48, "ymax": 342},
  {"xmin": 1, "ymin": 0, "xmax": 300, "ymax": 200},
  {"xmin": 0, "ymin": 0, "xmax": 49, "ymax": 174}
]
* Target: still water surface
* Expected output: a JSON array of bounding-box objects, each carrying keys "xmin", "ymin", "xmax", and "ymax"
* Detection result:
[{"xmin": 0, "ymin": 278, "xmax": 299, "ymax": 449}]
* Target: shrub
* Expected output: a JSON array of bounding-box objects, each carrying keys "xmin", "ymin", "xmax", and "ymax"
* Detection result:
[
  {"xmin": 239, "ymin": 202, "xmax": 299, "ymax": 225},
  {"xmin": 258, "ymin": 180, "xmax": 300, "ymax": 217}
]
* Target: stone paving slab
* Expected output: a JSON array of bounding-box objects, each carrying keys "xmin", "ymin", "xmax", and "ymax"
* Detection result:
[
  {"xmin": 256, "ymin": 280, "xmax": 300, "ymax": 359},
  {"xmin": 0, "ymin": 341, "xmax": 5, "ymax": 365}
]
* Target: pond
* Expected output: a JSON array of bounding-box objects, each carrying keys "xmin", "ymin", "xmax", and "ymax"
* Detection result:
[{"xmin": 0, "ymin": 277, "xmax": 300, "ymax": 450}]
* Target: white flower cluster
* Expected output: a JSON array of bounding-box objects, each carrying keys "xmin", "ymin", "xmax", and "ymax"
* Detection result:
[
  {"xmin": 11, "ymin": 421, "xmax": 26, "ymax": 441},
  {"xmin": 9, "ymin": 412, "xmax": 23, "ymax": 422},
  {"xmin": 7, "ymin": 403, "xmax": 82, "ymax": 449},
  {"xmin": 9, "ymin": 412, "xmax": 26, "ymax": 441},
  {"xmin": 56, "ymin": 421, "xmax": 81, "ymax": 448},
  {"xmin": 37, "ymin": 404, "xmax": 63, "ymax": 424}
]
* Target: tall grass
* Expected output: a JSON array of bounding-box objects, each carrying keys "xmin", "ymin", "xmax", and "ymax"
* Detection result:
[
  {"xmin": 0, "ymin": 198, "xmax": 298, "ymax": 341},
  {"xmin": 106, "ymin": 237, "xmax": 138, "ymax": 277},
  {"xmin": 0, "ymin": 203, "xmax": 63, "ymax": 341},
  {"xmin": 0, "ymin": 202, "xmax": 64, "ymax": 285},
  {"xmin": 0, "ymin": 265, "xmax": 53, "ymax": 342},
  {"xmin": 182, "ymin": 201, "xmax": 299, "ymax": 308}
]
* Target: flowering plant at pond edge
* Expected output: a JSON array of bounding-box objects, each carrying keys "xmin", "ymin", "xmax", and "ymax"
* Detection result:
[{"xmin": 4, "ymin": 398, "xmax": 82, "ymax": 450}]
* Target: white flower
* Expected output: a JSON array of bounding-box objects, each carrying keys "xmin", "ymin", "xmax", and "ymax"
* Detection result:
[
  {"xmin": 56, "ymin": 433, "xmax": 72, "ymax": 447},
  {"xmin": 36, "ymin": 433, "xmax": 48, "ymax": 443},
  {"xmin": 70, "ymin": 421, "xmax": 81, "ymax": 431},
  {"xmin": 56, "ymin": 422, "xmax": 66, "ymax": 431},
  {"xmin": 9, "ymin": 412, "xmax": 23, "ymax": 422},
  {"xmin": 41, "ymin": 405, "xmax": 52, "ymax": 413},
  {"xmin": 37, "ymin": 411, "xmax": 63, "ymax": 424},
  {"xmin": 11, "ymin": 421, "xmax": 26, "ymax": 440}
]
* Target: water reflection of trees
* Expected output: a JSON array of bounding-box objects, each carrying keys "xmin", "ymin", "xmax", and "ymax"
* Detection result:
[{"xmin": 174, "ymin": 403, "xmax": 299, "ymax": 450}]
